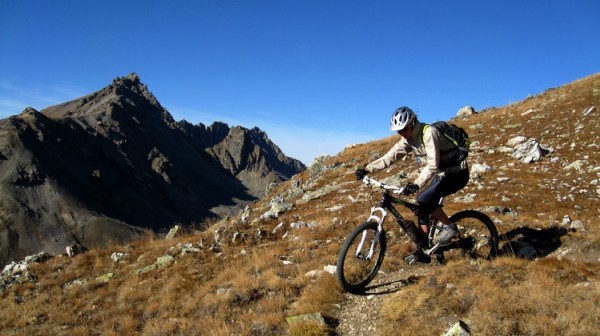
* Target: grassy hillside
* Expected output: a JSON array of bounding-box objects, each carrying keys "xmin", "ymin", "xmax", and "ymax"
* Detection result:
[{"xmin": 1, "ymin": 73, "xmax": 599, "ymax": 335}]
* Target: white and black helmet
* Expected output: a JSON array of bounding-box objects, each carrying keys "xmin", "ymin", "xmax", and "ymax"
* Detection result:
[{"xmin": 390, "ymin": 106, "xmax": 416, "ymax": 131}]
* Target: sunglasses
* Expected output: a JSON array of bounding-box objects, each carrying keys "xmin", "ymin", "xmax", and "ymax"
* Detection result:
[{"xmin": 397, "ymin": 126, "xmax": 410, "ymax": 134}]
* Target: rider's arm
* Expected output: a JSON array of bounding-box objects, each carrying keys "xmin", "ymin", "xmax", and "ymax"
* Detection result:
[
  {"xmin": 365, "ymin": 139, "xmax": 410, "ymax": 173},
  {"xmin": 414, "ymin": 126, "xmax": 441, "ymax": 187}
]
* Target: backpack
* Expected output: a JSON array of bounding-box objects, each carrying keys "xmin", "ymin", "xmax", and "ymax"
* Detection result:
[{"xmin": 423, "ymin": 121, "xmax": 471, "ymax": 164}]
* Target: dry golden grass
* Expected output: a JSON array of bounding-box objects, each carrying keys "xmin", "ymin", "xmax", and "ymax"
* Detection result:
[
  {"xmin": 1, "ymin": 72, "xmax": 599, "ymax": 335},
  {"xmin": 381, "ymin": 257, "xmax": 600, "ymax": 336}
]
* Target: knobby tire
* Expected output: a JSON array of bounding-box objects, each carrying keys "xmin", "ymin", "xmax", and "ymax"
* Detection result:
[
  {"xmin": 448, "ymin": 209, "xmax": 499, "ymax": 259},
  {"xmin": 336, "ymin": 221, "xmax": 386, "ymax": 293}
]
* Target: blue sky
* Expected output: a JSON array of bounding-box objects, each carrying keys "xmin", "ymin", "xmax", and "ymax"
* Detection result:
[{"xmin": 1, "ymin": 1, "xmax": 599, "ymax": 164}]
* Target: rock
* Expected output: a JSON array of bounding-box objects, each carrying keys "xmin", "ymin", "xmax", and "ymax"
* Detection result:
[
  {"xmin": 260, "ymin": 195, "xmax": 293, "ymax": 219},
  {"xmin": 169, "ymin": 243, "xmax": 201, "ymax": 256},
  {"xmin": 304, "ymin": 270, "xmax": 324, "ymax": 279},
  {"xmin": 309, "ymin": 155, "xmax": 333, "ymax": 177},
  {"xmin": 570, "ymin": 220, "xmax": 585, "ymax": 231},
  {"xmin": 298, "ymin": 183, "xmax": 343, "ymax": 204},
  {"xmin": 1, "ymin": 252, "xmax": 53, "ymax": 290},
  {"xmin": 471, "ymin": 163, "xmax": 493, "ymax": 174},
  {"xmin": 65, "ymin": 244, "xmax": 87, "ymax": 257},
  {"xmin": 272, "ymin": 222, "xmax": 285, "ymax": 235},
  {"xmin": 290, "ymin": 221, "xmax": 317, "ymax": 230},
  {"xmin": 95, "ymin": 272, "xmax": 115, "ymax": 282},
  {"xmin": 287, "ymin": 178, "xmax": 304, "ymax": 198},
  {"xmin": 156, "ymin": 254, "xmax": 175, "ymax": 268},
  {"xmin": 64, "ymin": 279, "xmax": 87, "ymax": 288},
  {"xmin": 456, "ymin": 106, "xmax": 476, "ymax": 119},
  {"xmin": 165, "ymin": 225, "xmax": 183, "ymax": 240},
  {"xmin": 148, "ymin": 148, "xmax": 173, "ymax": 184},
  {"xmin": 582, "ymin": 105, "xmax": 596, "ymax": 117},
  {"xmin": 521, "ymin": 108, "xmax": 536, "ymax": 116},
  {"xmin": 507, "ymin": 136, "xmax": 528, "ymax": 147},
  {"xmin": 512, "ymin": 138, "xmax": 549, "ymax": 163},
  {"xmin": 110, "ymin": 252, "xmax": 129, "ymax": 263},
  {"xmin": 323, "ymin": 265, "xmax": 337, "ymax": 274},
  {"xmin": 480, "ymin": 206, "xmax": 516, "ymax": 216},
  {"xmin": 563, "ymin": 160, "xmax": 586, "ymax": 173},
  {"xmin": 443, "ymin": 321, "xmax": 471, "ymax": 336},
  {"xmin": 65, "ymin": 246, "xmax": 76, "ymax": 257},
  {"xmin": 455, "ymin": 194, "xmax": 477, "ymax": 203},
  {"xmin": 326, "ymin": 205, "xmax": 344, "ymax": 212},
  {"xmin": 496, "ymin": 146, "xmax": 514, "ymax": 153},
  {"xmin": 230, "ymin": 231, "xmax": 245, "ymax": 244},
  {"xmin": 286, "ymin": 312, "xmax": 326, "ymax": 325},
  {"xmin": 132, "ymin": 264, "xmax": 157, "ymax": 276},
  {"xmin": 240, "ymin": 205, "xmax": 252, "ymax": 223},
  {"xmin": 2, "ymin": 262, "xmax": 26, "ymax": 276},
  {"xmin": 24, "ymin": 252, "xmax": 53, "ymax": 264},
  {"xmin": 131, "ymin": 253, "xmax": 175, "ymax": 276}
]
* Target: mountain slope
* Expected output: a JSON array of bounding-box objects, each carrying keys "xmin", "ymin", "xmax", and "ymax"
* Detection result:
[
  {"xmin": 178, "ymin": 121, "xmax": 305, "ymax": 197},
  {"xmin": 0, "ymin": 73, "xmax": 305, "ymax": 265},
  {"xmin": 1, "ymin": 73, "xmax": 599, "ymax": 335}
]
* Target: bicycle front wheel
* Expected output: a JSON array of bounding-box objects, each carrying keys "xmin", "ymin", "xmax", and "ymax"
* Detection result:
[
  {"xmin": 336, "ymin": 221, "xmax": 386, "ymax": 293},
  {"xmin": 448, "ymin": 210, "xmax": 499, "ymax": 260}
]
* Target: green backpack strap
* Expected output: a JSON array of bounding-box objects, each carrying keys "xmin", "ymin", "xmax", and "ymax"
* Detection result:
[{"xmin": 413, "ymin": 124, "xmax": 430, "ymax": 173}]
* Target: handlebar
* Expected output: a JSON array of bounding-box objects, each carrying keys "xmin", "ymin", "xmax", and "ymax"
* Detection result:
[{"xmin": 362, "ymin": 176, "xmax": 405, "ymax": 195}]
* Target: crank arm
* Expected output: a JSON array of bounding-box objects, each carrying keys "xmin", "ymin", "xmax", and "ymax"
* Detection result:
[{"xmin": 424, "ymin": 243, "xmax": 441, "ymax": 256}]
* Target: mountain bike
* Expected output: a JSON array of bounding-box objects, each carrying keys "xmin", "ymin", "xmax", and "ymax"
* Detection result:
[{"xmin": 336, "ymin": 175, "xmax": 499, "ymax": 294}]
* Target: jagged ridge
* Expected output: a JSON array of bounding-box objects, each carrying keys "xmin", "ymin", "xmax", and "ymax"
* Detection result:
[{"xmin": 0, "ymin": 73, "xmax": 305, "ymax": 265}]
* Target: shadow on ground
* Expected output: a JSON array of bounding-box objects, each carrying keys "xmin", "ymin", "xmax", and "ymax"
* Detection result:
[
  {"xmin": 498, "ymin": 225, "xmax": 571, "ymax": 259},
  {"xmin": 361, "ymin": 275, "xmax": 423, "ymax": 296}
]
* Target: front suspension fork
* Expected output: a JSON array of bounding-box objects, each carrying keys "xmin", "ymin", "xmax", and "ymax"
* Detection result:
[{"xmin": 355, "ymin": 207, "xmax": 387, "ymax": 260}]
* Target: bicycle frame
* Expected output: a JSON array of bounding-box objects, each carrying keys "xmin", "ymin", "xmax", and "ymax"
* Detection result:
[{"xmin": 358, "ymin": 176, "xmax": 443, "ymax": 257}]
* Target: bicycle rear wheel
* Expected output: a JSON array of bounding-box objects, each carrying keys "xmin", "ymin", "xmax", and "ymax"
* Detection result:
[
  {"xmin": 446, "ymin": 210, "xmax": 499, "ymax": 260},
  {"xmin": 336, "ymin": 221, "xmax": 386, "ymax": 293}
]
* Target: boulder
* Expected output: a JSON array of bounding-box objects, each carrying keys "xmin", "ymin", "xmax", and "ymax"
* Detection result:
[
  {"xmin": 456, "ymin": 106, "xmax": 476, "ymax": 119},
  {"xmin": 512, "ymin": 138, "xmax": 549, "ymax": 163}
]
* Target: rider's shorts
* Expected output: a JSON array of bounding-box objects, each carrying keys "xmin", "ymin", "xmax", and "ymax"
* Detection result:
[{"xmin": 416, "ymin": 168, "xmax": 469, "ymax": 217}]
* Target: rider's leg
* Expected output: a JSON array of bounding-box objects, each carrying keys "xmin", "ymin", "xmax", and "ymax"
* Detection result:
[
  {"xmin": 431, "ymin": 206, "xmax": 451, "ymax": 225},
  {"xmin": 417, "ymin": 170, "xmax": 469, "ymax": 245},
  {"xmin": 430, "ymin": 207, "xmax": 459, "ymax": 245},
  {"xmin": 398, "ymin": 219, "xmax": 430, "ymax": 264},
  {"xmin": 398, "ymin": 219, "xmax": 426, "ymax": 247}
]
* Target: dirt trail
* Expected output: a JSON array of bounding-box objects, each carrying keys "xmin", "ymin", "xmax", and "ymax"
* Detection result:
[{"xmin": 334, "ymin": 265, "xmax": 432, "ymax": 336}]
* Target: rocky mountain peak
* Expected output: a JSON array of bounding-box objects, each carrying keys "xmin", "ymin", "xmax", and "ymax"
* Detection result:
[
  {"xmin": 19, "ymin": 106, "xmax": 40, "ymax": 116},
  {"xmin": 41, "ymin": 73, "xmax": 174, "ymax": 130},
  {"xmin": 109, "ymin": 72, "xmax": 160, "ymax": 108},
  {"xmin": 0, "ymin": 73, "xmax": 306, "ymax": 266},
  {"xmin": 112, "ymin": 72, "xmax": 142, "ymax": 86}
]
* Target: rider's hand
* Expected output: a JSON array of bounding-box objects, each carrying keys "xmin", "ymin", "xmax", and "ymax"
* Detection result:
[
  {"xmin": 402, "ymin": 183, "xmax": 419, "ymax": 196},
  {"xmin": 355, "ymin": 168, "xmax": 367, "ymax": 180}
]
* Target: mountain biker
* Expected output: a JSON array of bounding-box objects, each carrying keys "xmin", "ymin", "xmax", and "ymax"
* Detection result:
[{"xmin": 355, "ymin": 106, "xmax": 470, "ymax": 264}]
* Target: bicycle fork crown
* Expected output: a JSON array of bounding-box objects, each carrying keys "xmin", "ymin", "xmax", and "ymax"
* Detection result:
[{"xmin": 367, "ymin": 206, "xmax": 387, "ymax": 229}]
